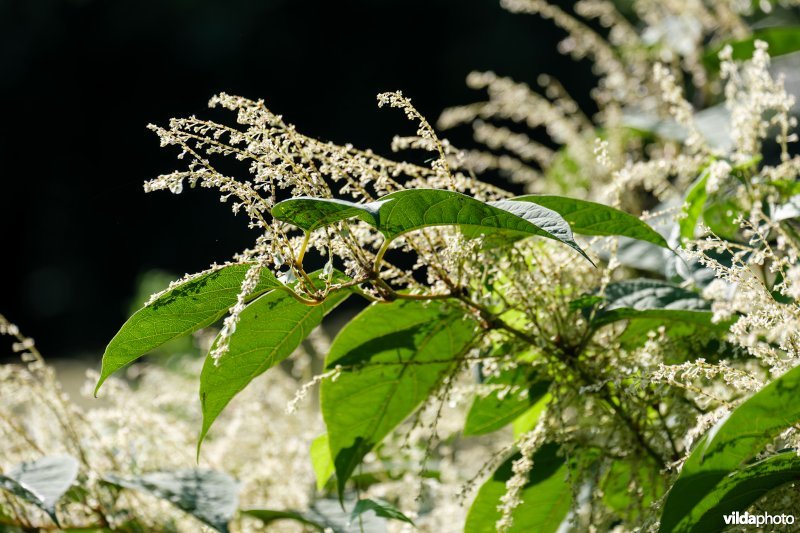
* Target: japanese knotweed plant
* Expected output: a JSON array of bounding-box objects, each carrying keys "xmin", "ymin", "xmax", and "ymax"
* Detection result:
[{"xmin": 87, "ymin": 1, "xmax": 800, "ymax": 532}]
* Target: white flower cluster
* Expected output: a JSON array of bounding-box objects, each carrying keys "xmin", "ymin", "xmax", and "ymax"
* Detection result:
[
  {"xmin": 0, "ymin": 317, "xmax": 323, "ymax": 531},
  {"xmin": 8, "ymin": 1, "xmax": 798, "ymax": 530},
  {"xmin": 495, "ymin": 417, "xmax": 548, "ymax": 532},
  {"xmin": 721, "ymin": 41, "xmax": 797, "ymax": 163}
]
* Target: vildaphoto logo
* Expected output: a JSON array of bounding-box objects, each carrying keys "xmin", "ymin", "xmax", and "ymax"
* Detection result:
[{"xmin": 723, "ymin": 511, "xmax": 795, "ymax": 526}]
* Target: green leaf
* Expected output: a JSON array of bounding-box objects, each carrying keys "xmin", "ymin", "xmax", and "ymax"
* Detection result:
[
  {"xmin": 592, "ymin": 279, "xmax": 713, "ymax": 329},
  {"xmin": 270, "ymin": 197, "xmax": 384, "ymax": 232},
  {"xmin": 512, "ymin": 195, "xmax": 670, "ymax": 248},
  {"xmin": 464, "ymin": 369, "xmax": 549, "ymax": 436},
  {"xmin": 321, "ymin": 299, "xmax": 478, "ymax": 500},
  {"xmin": 660, "ymin": 363, "xmax": 800, "ymax": 532},
  {"xmin": 702, "ymin": 195, "xmax": 740, "ymax": 241},
  {"xmin": 669, "ymin": 451, "xmax": 800, "ymax": 532},
  {"xmin": 679, "ymin": 171, "xmax": 709, "ymax": 241},
  {"xmin": 704, "ymin": 26, "xmax": 800, "ymax": 72},
  {"xmin": 512, "ymin": 394, "xmax": 550, "ymax": 438},
  {"xmin": 0, "ymin": 456, "xmax": 79, "ymax": 526},
  {"xmin": 350, "ymin": 499, "xmax": 415, "ymax": 526},
  {"xmin": 272, "ymin": 189, "xmax": 590, "ymax": 262},
  {"xmin": 311, "ymin": 433, "xmax": 335, "ymax": 492},
  {"xmin": 104, "ymin": 469, "xmax": 238, "ymax": 533},
  {"xmin": 602, "ymin": 459, "xmax": 664, "ymax": 523},
  {"xmin": 244, "ymin": 499, "xmax": 386, "ymax": 533},
  {"xmin": 483, "ymin": 199, "xmax": 591, "ymax": 262},
  {"xmin": 465, "ymin": 443, "xmax": 570, "ymax": 533},
  {"xmin": 199, "ymin": 280, "xmax": 350, "ymax": 449},
  {"xmin": 568, "ymin": 294, "xmax": 605, "ymax": 312},
  {"xmin": 97, "ymin": 263, "xmax": 281, "ymax": 394}
]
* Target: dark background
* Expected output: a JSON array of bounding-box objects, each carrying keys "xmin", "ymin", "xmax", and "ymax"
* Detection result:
[{"xmin": 0, "ymin": 0, "xmax": 595, "ymax": 359}]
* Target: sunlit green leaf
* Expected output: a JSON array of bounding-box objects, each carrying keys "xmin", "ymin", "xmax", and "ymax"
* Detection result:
[
  {"xmin": 272, "ymin": 189, "xmax": 590, "ymax": 262},
  {"xmin": 322, "ymin": 299, "xmax": 478, "ymax": 499},
  {"xmin": 679, "ymin": 171, "xmax": 709, "ymax": 242},
  {"xmin": 704, "ymin": 26, "xmax": 800, "ymax": 72},
  {"xmin": 311, "ymin": 433, "xmax": 334, "ymax": 492},
  {"xmin": 97, "ymin": 264, "xmax": 281, "ymax": 394},
  {"xmin": 464, "ymin": 369, "xmax": 549, "ymax": 436},
  {"xmin": 199, "ymin": 279, "xmax": 349, "ymax": 450},
  {"xmin": 702, "ymin": 195, "xmax": 740, "ymax": 241},
  {"xmin": 669, "ymin": 451, "xmax": 800, "ymax": 532},
  {"xmin": 465, "ymin": 443, "xmax": 570, "ymax": 533},
  {"xmin": 602, "ymin": 459, "xmax": 664, "ymax": 524},
  {"xmin": 512, "ymin": 394, "xmax": 550, "ymax": 438},
  {"xmin": 660, "ymin": 364, "xmax": 800, "ymax": 532},
  {"xmin": 270, "ymin": 197, "xmax": 383, "ymax": 232},
  {"xmin": 513, "ymin": 195, "xmax": 670, "ymax": 248}
]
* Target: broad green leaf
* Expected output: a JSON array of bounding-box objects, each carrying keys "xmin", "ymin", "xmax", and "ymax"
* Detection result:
[
  {"xmin": 199, "ymin": 281, "xmax": 349, "ymax": 449},
  {"xmin": 483, "ymin": 199, "xmax": 591, "ymax": 262},
  {"xmin": 96, "ymin": 263, "xmax": 281, "ymax": 394},
  {"xmin": 512, "ymin": 394, "xmax": 550, "ymax": 438},
  {"xmin": 272, "ymin": 189, "xmax": 590, "ymax": 262},
  {"xmin": 321, "ymin": 299, "xmax": 477, "ymax": 499},
  {"xmin": 513, "ymin": 195, "xmax": 670, "ymax": 248},
  {"xmin": 311, "ymin": 433, "xmax": 334, "ymax": 491},
  {"xmin": 569, "ymin": 294, "xmax": 605, "ymax": 312},
  {"xmin": 702, "ymin": 195, "xmax": 740, "ymax": 241},
  {"xmin": 350, "ymin": 499, "xmax": 415, "ymax": 526},
  {"xmin": 104, "ymin": 469, "xmax": 238, "ymax": 533},
  {"xmin": 660, "ymin": 364, "xmax": 800, "ymax": 532},
  {"xmin": 617, "ymin": 319, "xmax": 732, "ymax": 360},
  {"xmin": 704, "ymin": 26, "xmax": 800, "ymax": 72},
  {"xmin": 270, "ymin": 197, "xmax": 383, "ymax": 232},
  {"xmin": 679, "ymin": 171, "xmax": 709, "ymax": 241},
  {"xmin": 602, "ymin": 459, "xmax": 664, "ymax": 524},
  {"xmin": 0, "ymin": 456, "xmax": 79, "ymax": 526},
  {"xmin": 244, "ymin": 499, "xmax": 386, "ymax": 533},
  {"xmin": 465, "ymin": 443, "xmax": 570, "ymax": 533},
  {"xmin": 464, "ymin": 369, "xmax": 549, "ymax": 436},
  {"xmin": 670, "ymin": 451, "xmax": 800, "ymax": 532},
  {"xmin": 592, "ymin": 279, "xmax": 713, "ymax": 329}
]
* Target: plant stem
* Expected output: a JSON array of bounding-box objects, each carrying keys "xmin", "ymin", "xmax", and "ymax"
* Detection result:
[{"xmin": 296, "ymin": 231, "xmax": 311, "ymax": 266}]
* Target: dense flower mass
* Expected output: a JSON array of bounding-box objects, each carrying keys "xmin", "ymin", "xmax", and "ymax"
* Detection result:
[{"xmin": 5, "ymin": 1, "xmax": 800, "ymax": 532}]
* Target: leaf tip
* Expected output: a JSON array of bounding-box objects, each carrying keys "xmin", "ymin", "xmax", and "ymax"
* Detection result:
[
  {"xmin": 575, "ymin": 245, "xmax": 597, "ymax": 268},
  {"xmin": 196, "ymin": 436, "xmax": 204, "ymax": 464},
  {"xmin": 93, "ymin": 373, "xmax": 107, "ymax": 398}
]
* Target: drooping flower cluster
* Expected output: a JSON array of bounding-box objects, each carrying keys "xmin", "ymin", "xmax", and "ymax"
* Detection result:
[{"xmin": 6, "ymin": 1, "xmax": 800, "ymax": 531}]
